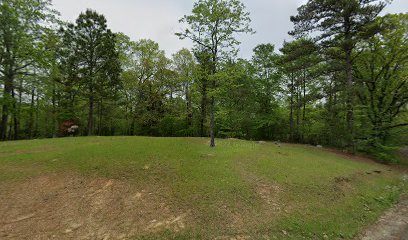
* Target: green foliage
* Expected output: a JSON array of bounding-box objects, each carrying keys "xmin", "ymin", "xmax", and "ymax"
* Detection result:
[
  {"xmin": 290, "ymin": 0, "xmax": 386, "ymax": 44},
  {"xmin": 177, "ymin": 0, "xmax": 254, "ymax": 58},
  {"xmin": 1, "ymin": 1, "xmax": 407, "ymax": 163},
  {"xmin": 0, "ymin": 0, "xmax": 56, "ymax": 140},
  {"xmin": 364, "ymin": 142, "xmax": 400, "ymax": 164},
  {"xmin": 59, "ymin": 9, "xmax": 122, "ymax": 136},
  {"xmin": 354, "ymin": 13, "xmax": 408, "ymax": 159},
  {"xmin": 290, "ymin": 0, "xmax": 388, "ymax": 151},
  {"xmin": 177, "ymin": 0, "xmax": 254, "ymax": 147}
]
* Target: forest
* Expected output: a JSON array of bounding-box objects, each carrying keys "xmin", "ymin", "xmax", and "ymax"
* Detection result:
[{"xmin": 1, "ymin": 0, "xmax": 407, "ymax": 163}]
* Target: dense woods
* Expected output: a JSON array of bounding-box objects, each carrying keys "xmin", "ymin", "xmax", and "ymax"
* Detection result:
[{"xmin": 1, "ymin": 0, "xmax": 407, "ymax": 162}]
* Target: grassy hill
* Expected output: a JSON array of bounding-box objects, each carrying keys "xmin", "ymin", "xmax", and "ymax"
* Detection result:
[{"xmin": 0, "ymin": 137, "xmax": 406, "ymax": 239}]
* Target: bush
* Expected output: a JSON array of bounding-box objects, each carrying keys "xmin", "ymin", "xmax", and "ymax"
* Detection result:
[{"xmin": 359, "ymin": 141, "xmax": 400, "ymax": 164}]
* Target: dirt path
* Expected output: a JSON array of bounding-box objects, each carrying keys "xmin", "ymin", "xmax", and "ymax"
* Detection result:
[
  {"xmin": 360, "ymin": 195, "xmax": 408, "ymax": 240},
  {"xmin": 0, "ymin": 173, "xmax": 188, "ymax": 240}
]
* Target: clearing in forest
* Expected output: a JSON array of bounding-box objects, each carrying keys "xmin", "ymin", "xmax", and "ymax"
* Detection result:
[{"xmin": 0, "ymin": 137, "xmax": 406, "ymax": 239}]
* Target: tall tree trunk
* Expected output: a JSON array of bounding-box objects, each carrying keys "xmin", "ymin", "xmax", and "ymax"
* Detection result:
[
  {"xmin": 1, "ymin": 103, "xmax": 9, "ymax": 141},
  {"xmin": 0, "ymin": 75, "xmax": 13, "ymax": 140},
  {"xmin": 98, "ymin": 100, "xmax": 103, "ymax": 135},
  {"xmin": 186, "ymin": 84, "xmax": 193, "ymax": 129},
  {"xmin": 345, "ymin": 52, "xmax": 354, "ymax": 152},
  {"xmin": 87, "ymin": 94, "xmax": 94, "ymax": 136},
  {"xmin": 289, "ymin": 73, "xmax": 295, "ymax": 142},
  {"xmin": 200, "ymin": 81, "xmax": 207, "ymax": 137},
  {"xmin": 296, "ymin": 83, "xmax": 300, "ymax": 142},
  {"xmin": 52, "ymin": 83, "xmax": 58, "ymax": 138},
  {"xmin": 28, "ymin": 88, "xmax": 35, "ymax": 139},
  {"xmin": 302, "ymin": 75, "xmax": 306, "ymax": 121},
  {"xmin": 34, "ymin": 90, "xmax": 39, "ymax": 137},
  {"xmin": 344, "ymin": 17, "xmax": 355, "ymax": 153},
  {"xmin": 12, "ymin": 88, "xmax": 18, "ymax": 140},
  {"xmin": 8, "ymin": 117, "xmax": 13, "ymax": 140},
  {"xmin": 209, "ymin": 96, "xmax": 215, "ymax": 147},
  {"xmin": 209, "ymin": 54, "xmax": 217, "ymax": 148},
  {"xmin": 302, "ymin": 70, "xmax": 306, "ymax": 143}
]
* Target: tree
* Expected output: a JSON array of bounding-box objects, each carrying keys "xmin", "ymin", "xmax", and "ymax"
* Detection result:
[
  {"xmin": 0, "ymin": 0, "xmax": 55, "ymax": 140},
  {"xmin": 118, "ymin": 38, "xmax": 170, "ymax": 136},
  {"xmin": 173, "ymin": 49, "xmax": 196, "ymax": 129},
  {"xmin": 60, "ymin": 9, "xmax": 121, "ymax": 136},
  {"xmin": 279, "ymin": 39, "xmax": 321, "ymax": 143},
  {"xmin": 290, "ymin": 0, "xmax": 387, "ymax": 151},
  {"xmin": 217, "ymin": 59, "xmax": 258, "ymax": 139},
  {"xmin": 251, "ymin": 44, "xmax": 283, "ymax": 140},
  {"xmin": 354, "ymin": 13, "xmax": 408, "ymax": 158},
  {"xmin": 252, "ymin": 44, "xmax": 281, "ymax": 108},
  {"xmin": 176, "ymin": 0, "xmax": 254, "ymax": 147},
  {"xmin": 193, "ymin": 49, "xmax": 212, "ymax": 137}
]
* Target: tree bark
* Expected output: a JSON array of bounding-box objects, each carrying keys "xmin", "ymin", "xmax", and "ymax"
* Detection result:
[
  {"xmin": 28, "ymin": 88, "xmax": 35, "ymax": 139},
  {"xmin": 186, "ymin": 84, "xmax": 193, "ymax": 128},
  {"xmin": 344, "ymin": 16, "xmax": 355, "ymax": 153},
  {"xmin": 345, "ymin": 42, "xmax": 355, "ymax": 152},
  {"xmin": 8, "ymin": 117, "xmax": 13, "ymax": 140},
  {"xmin": 209, "ymin": 96, "xmax": 215, "ymax": 147},
  {"xmin": 98, "ymin": 100, "xmax": 103, "ymax": 135},
  {"xmin": 200, "ymin": 80, "xmax": 208, "ymax": 137},
  {"xmin": 296, "ymin": 83, "xmax": 300, "ymax": 142},
  {"xmin": 0, "ymin": 74, "xmax": 13, "ymax": 141},
  {"xmin": 52, "ymin": 83, "xmax": 58, "ymax": 138},
  {"xmin": 12, "ymin": 87, "xmax": 19, "ymax": 140},
  {"xmin": 302, "ymin": 71, "xmax": 306, "ymax": 120},
  {"xmin": 209, "ymin": 52, "xmax": 217, "ymax": 148},
  {"xmin": 289, "ymin": 73, "xmax": 295, "ymax": 142},
  {"xmin": 87, "ymin": 93, "xmax": 94, "ymax": 136},
  {"xmin": 34, "ymin": 90, "xmax": 39, "ymax": 136}
]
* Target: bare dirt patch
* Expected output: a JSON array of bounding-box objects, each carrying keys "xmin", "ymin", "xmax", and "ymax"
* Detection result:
[
  {"xmin": 233, "ymin": 160, "xmax": 289, "ymax": 223},
  {"xmin": 241, "ymin": 171, "xmax": 289, "ymax": 221},
  {"xmin": 0, "ymin": 173, "xmax": 188, "ymax": 240},
  {"xmin": 334, "ymin": 176, "xmax": 353, "ymax": 194},
  {"xmin": 255, "ymin": 181, "xmax": 283, "ymax": 213}
]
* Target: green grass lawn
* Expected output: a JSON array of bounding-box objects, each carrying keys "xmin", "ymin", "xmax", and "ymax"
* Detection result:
[{"xmin": 0, "ymin": 137, "xmax": 406, "ymax": 239}]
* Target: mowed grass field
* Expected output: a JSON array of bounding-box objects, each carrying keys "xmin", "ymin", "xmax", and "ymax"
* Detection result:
[{"xmin": 0, "ymin": 137, "xmax": 407, "ymax": 239}]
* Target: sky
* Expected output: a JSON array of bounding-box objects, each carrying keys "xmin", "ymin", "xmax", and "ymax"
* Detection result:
[{"xmin": 52, "ymin": 0, "xmax": 408, "ymax": 59}]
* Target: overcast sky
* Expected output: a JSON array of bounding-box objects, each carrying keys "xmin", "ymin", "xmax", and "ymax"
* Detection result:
[{"xmin": 52, "ymin": 0, "xmax": 408, "ymax": 59}]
